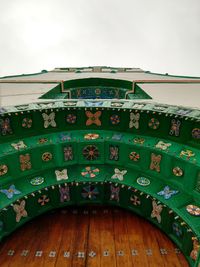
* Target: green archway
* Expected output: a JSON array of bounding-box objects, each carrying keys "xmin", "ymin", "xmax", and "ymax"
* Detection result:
[{"xmin": 0, "ymin": 99, "xmax": 200, "ymax": 266}]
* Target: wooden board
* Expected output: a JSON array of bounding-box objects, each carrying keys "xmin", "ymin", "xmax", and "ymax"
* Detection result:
[{"xmin": 0, "ymin": 206, "xmax": 189, "ymax": 267}]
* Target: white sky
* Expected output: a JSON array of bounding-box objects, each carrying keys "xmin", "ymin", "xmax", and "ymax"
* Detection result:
[{"xmin": 0, "ymin": 0, "xmax": 200, "ymax": 77}]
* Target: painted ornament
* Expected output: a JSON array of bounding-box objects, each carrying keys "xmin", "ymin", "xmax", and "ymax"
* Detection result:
[
  {"xmin": 30, "ymin": 177, "xmax": 44, "ymax": 186},
  {"xmin": 112, "ymin": 133, "xmax": 123, "ymax": 141},
  {"xmin": 84, "ymin": 133, "xmax": 99, "ymax": 140},
  {"xmin": 157, "ymin": 186, "xmax": 179, "ymax": 200},
  {"xmin": 64, "ymin": 146, "xmax": 73, "ymax": 161},
  {"xmin": 111, "ymin": 168, "xmax": 127, "ymax": 181},
  {"xmin": 129, "ymin": 151, "xmax": 140, "ymax": 162},
  {"xmin": 42, "ymin": 152, "xmax": 52, "ymax": 162},
  {"xmin": 190, "ymin": 240, "xmax": 200, "ymax": 261},
  {"xmin": 109, "ymin": 145, "xmax": 119, "ymax": 161},
  {"xmin": 130, "ymin": 195, "xmax": 141, "ymax": 206},
  {"xmin": 173, "ymin": 167, "xmax": 183, "ymax": 177},
  {"xmin": 81, "ymin": 166, "xmax": 100, "ymax": 178},
  {"xmin": 153, "ymin": 106, "xmax": 167, "ymax": 111},
  {"xmin": 134, "ymin": 137, "xmax": 145, "ymax": 144},
  {"xmin": 176, "ymin": 109, "xmax": 190, "ymax": 116},
  {"xmin": 39, "ymin": 102, "xmax": 54, "ymax": 108},
  {"xmin": 38, "ymin": 195, "xmax": 50, "ymax": 206},
  {"xmin": 85, "ymin": 101, "xmax": 103, "ymax": 107},
  {"xmin": 0, "ymin": 164, "xmax": 8, "ymax": 176},
  {"xmin": 59, "ymin": 186, "xmax": 70, "ymax": 202},
  {"xmin": 20, "ymin": 154, "xmax": 31, "ymax": 171},
  {"xmin": 192, "ymin": 128, "xmax": 200, "ymax": 139},
  {"xmin": 11, "ymin": 141, "xmax": 27, "ymax": 150},
  {"xmin": 155, "ymin": 141, "xmax": 171, "ymax": 151},
  {"xmin": 137, "ymin": 177, "xmax": 150, "ymax": 186},
  {"xmin": 0, "ymin": 118, "xmax": 13, "ymax": 135},
  {"xmin": 59, "ymin": 133, "xmax": 71, "ymax": 141},
  {"xmin": 38, "ymin": 138, "xmax": 48, "ymax": 144},
  {"xmin": 110, "ymin": 185, "xmax": 120, "ymax": 202},
  {"xmin": 16, "ymin": 105, "xmax": 29, "ymax": 110},
  {"xmin": 129, "ymin": 112, "xmax": 140, "ymax": 129},
  {"xmin": 66, "ymin": 114, "xmax": 76, "ymax": 124},
  {"xmin": 110, "ymin": 114, "xmax": 120, "ymax": 125},
  {"xmin": 111, "ymin": 102, "xmax": 124, "ymax": 107},
  {"xmin": 186, "ymin": 205, "xmax": 200, "ymax": 216},
  {"xmin": 151, "ymin": 200, "xmax": 163, "ymax": 223},
  {"xmin": 85, "ymin": 111, "xmax": 102, "ymax": 126},
  {"xmin": 150, "ymin": 153, "xmax": 161, "ymax": 172},
  {"xmin": 0, "ymin": 184, "xmax": 21, "ymax": 199},
  {"xmin": 148, "ymin": 118, "xmax": 160, "ymax": 130},
  {"xmin": 132, "ymin": 103, "xmax": 145, "ymax": 109},
  {"xmin": 169, "ymin": 119, "xmax": 181, "ymax": 137},
  {"xmin": 64, "ymin": 101, "xmax": 77, "ymax": 106},
  {"xmin": 55, "ymin": 169, "xmax": 68, "ymax": 181},
  {"xmin": 83, "ymin": 145, "xmax": 99, "ymax": 160},
  {"xmin": 81, "ymin": 185, "xmax": 99, "ymax": 200},
  {"xmin": 13, "ymin": 200, "xmax": 28, "ymax": 223},
  {"xmin": 172, "ymin": 222, "xmax": 182, "ymax": 237},
  {"xmin": 180, "ymin": 149, "xmax": 195, "ymax": 159},
  {"xmin": 21, "ymin": 117, "xmax": 32, "ymax": 128},
  {"xmin": 42, "ymin": 112, "xmax": 56, "ymax": 128}
]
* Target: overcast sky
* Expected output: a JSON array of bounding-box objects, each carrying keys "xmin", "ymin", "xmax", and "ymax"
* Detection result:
[{"xmin": 0, "ymin": 0, "xmax": 200, "ymax": 77}]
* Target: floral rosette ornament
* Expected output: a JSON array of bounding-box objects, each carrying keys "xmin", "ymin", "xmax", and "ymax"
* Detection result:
[
  {"xmin": 42, "ymin": 112, "xmax": 56, "ymax": 128},
  {"xmin": 172, "ymin": 222, "xmax": 182, "ymax": 237},
  {"xmin": 110, "ymin": 114, "xmax": 120, "ymax": 125},
  {"xmin": 42, "ymin": 152, "xmax": 52, "ymax": 162},
  {"xmin": 172, "ymin": 167, "xmax": 183, "ymax": 177},
  {"xmin": 186, "ymin": 205, "xmax": 200, "ymax": 216},
  {"xmin": 66, "ymin": 114, "xmax": 77, "ymax": 124},
  {"xmin": 38, "ymin": 138, "xmax": 48, "ymax": 144},
  {"xmin": 0, "ymin": 164, "xmax": 8, "ymax": 176},
  {"xmin": 81, "ymin": 185, "xmax": 99, "ymax": 200},
  {"xmin": 111, "ymin": 102, "xmax": 123, "ymax": 107},
  {"xmin": 129, "ymin": 112, "xmax": 140, "ymax": 129},
  {"xmin": 180, "ymin": 149, "xmax": 195, "ymax": 160},
  {"xmin": 84, "ymin": 133, "xmax": 100, "ymax": 140},
  {"xmin": 157, "ymin": 186, "xmax": 179, "ymax": 200},
  {"xmin": 59, "ymin": 186, "xmax": 70, "ymax": 202},
  {"xmin": 129, "ymin": 151, "xmax": 140, "ymax": 162},
  {"xmin": 38, "ymin": 195, "xmax": 50, "ymax": 206},
  {"xmin": 133, "ymin": 137, "xmax": 145, "ymax": 145},
  {"xmin": 30, "ymin": 177, "xmax": 44, "ymax": 186},
  {"xmin": 20, "ymin": 154, "xmax": 31, "ymax": 171},
  {"xmin": 110, "ymin": 185, "xmax": 120, "ymax": 202},
  {"xmin": 109, "ymin": 145, "xmax": 119, "ymax": 161},
  {"xmin": 192, "ymin": 128, "xmax": 200, "ymax": 139},
  {"xmin": 151, "ymin": 200, "xmax": 163, "ymax": 223},
  {"xmin": 0, "ymin": 117, "xmax": 13, "ymax": 135},
  {"xmin": 85, "ymin": 111, "xmax": 102, "ymax": 126},
  {"xmin": 148, "ymin": 118, "xmax": 160, "ymax": 130},
  {"xmin": 81, "ymin": 166, "xmax": 100, "ymax": 178},
  {"xmin": 130, "ymin": 195, "xmax": 141, "ymax": 206},
  {"xmin": 190, "ymin": 239, "xmax": 200, "ymax": 261},
  {"xmin": 0, "ymin": 184, "xmax": 21, "ymax": 199},
  {"xmin": 21, "ymin": 117, "xmax": 32, "ymax": 128},
  {"xmin": 64, "ymin": 101, "xmax": 76, "ymax": 106},
  {"xmin": 64, "ymin": 146, "xmax": 73, "ymax": 161},
  {"xmin": 82, "ymin": 145, "xmax": 99, "ymax": 160},
  {"xmin": 13, "ymin": 200, "xmax": 28, "ymax": 222},
  {"xmin": 137, "ymin": 177, "xmax": 150, "ymax": 186}
]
